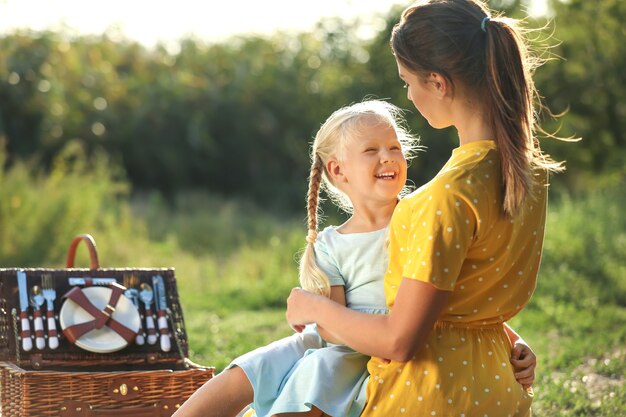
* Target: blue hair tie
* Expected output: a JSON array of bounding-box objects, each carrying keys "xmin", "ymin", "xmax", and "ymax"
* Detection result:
[{"xmin": 481, "ymin": 17, "xmax": 490, "ymax": 32}]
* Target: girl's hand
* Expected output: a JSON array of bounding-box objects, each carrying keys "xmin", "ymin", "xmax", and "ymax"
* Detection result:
[
  {"xmin": 510, "ymin": 341, "xmax": 536, "ymax": 389},
  {"xmin": 286, "ymin": 288, "xmax": 318, "ymax": 328}
]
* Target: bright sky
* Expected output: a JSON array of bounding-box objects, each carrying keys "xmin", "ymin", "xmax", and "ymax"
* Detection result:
[
  {"xmin": 0, "ymin": 0, "xmax": 400, "ymax": 47},
  {"xmin": 0, "ymin": 0, "xmax": 549, "ymax": 47}
]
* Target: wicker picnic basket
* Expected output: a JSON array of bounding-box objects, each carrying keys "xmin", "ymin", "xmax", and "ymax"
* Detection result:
[{"xmin": 0, "ymin": 234, "xmax": 214, "ymax": 417}]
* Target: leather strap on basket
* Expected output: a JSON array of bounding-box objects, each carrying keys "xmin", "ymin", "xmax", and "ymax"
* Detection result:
[
  {"xmin": 66, "ymin": 234, "xmax": 100, "ymax": 270},
  {"xmin": 62, "ymin": 283, "xmax": 136, "ymax": 344}
]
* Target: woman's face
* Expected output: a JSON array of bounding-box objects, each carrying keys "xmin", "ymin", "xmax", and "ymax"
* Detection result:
[{"xmin": 396, "ymin": 60, "xmax": 452, "ymax": 129}]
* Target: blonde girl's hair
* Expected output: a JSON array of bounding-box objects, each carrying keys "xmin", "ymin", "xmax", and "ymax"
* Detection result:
[
  {"xmin": 299, "ymin": 99, "xmax": 420, "ymax": 296},
  {"xmin": 391, "ymin": 0, "xmax": 564, "ymax": 217}
]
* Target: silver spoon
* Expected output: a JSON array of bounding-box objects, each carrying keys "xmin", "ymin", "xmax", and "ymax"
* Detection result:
[
  {"xmin": 29, "ymin": 285, "xmax": 46, "ymax": 350},
  {"xmin": 139, "ymin": 283, "xmax": 157, "ymax": 345}
]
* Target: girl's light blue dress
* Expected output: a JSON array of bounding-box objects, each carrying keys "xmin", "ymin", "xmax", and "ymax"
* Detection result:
[{"xmin": 225, "ymin": 226, "xmax": 389, "ymax": 417}]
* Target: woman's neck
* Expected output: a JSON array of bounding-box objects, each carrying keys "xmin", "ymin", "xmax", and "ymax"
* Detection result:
[
  {"xmin": 452, "ymin": 95, "xmax": 494, "ymax": 146},
  {"xmin": 338, "ymin": 199, "xmax": 397, "ymax": 234}
]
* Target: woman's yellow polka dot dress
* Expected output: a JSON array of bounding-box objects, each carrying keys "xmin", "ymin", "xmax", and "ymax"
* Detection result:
[{"xmin": 361, "ymin": 141, "xmax": 547, "ymax": 417}]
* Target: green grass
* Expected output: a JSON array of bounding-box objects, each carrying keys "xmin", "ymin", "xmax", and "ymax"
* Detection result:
[
  {"xmin": 179, "ymin": 186, "xmax": 626, "ymax": 416},
  {"xmin": 1, "ymin": 146, "xmax": 624, "ymax": 416},
  {"xmin": 185, "ymin": 309, "xmax": 292, "ymax": 370}
]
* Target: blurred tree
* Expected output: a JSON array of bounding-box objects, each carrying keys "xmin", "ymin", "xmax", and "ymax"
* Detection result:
[
  {"xmin": 0, "ymin": 33, "xmax": 51, "ymax": 159},
  {"xmin": 0, "ymin": 0, "xmax": 622, "ymax": 212},
  {"xmin": 535, "ymin": 0, "xmax": 626, "ymax": 189}
]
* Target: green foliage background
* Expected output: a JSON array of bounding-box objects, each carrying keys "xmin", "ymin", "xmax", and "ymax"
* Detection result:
[
  {"xmin": 0, "ymin": 0, "xmax": 624, "ymax": 415},
  {"xmin": 1, "ymin": 0, "xmax": 624, "ymax": 208}
]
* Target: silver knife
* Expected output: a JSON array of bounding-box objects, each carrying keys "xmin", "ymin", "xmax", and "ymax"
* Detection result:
[
  {"xmin": 17, "ymin": 270, "xmax": 33, "ymax": 352},
  {"xmin": 68, "ymin": 277, "xmax": 117, "ymax": 286},
  {"xmin": 152, "ymin": 275, "xmax": 171, "ymax": 352}
]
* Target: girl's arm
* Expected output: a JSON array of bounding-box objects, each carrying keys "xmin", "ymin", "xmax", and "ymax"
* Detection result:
[
  {"xmin": 287, "ymin": 277, "xmax": 451, "ymax": 362},
  {"xmin": 504, "ymin": 323, "xmax": 537, "ymax": 388}
]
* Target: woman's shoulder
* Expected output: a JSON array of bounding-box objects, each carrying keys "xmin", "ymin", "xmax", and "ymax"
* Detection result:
[
  {"xmin": 435, "ymin": 150, "xmax": 499, "ymax": 195},
  {"xmin": 398, "ymin": 167, "xmax": 498, "ymax": 225},
  {"xmin": 401, "ymin": 170, "xmax": 479, "ymax": 205}
]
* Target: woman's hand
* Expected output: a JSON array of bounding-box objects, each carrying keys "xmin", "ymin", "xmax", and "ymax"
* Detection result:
[
  {"xmin": 286, "ymin": 288, "xmax": 321, "ymax": 330},
  {"xmin": 510, "ymin": 340, "xmax": 537, "ymax": 389}
]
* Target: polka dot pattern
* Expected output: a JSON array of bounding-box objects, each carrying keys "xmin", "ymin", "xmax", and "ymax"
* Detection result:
[{"xmin": 362, "ymin": 141, "xmax": 546, "ymax": 416}]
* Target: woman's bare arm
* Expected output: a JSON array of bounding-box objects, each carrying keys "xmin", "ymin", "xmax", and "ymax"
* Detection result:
[
  {"xmin": 314, "ymin": 286, "xmax": 347, "ymax": 344},
  {"xmin": 287, "ymin": 278, "xmax": 450, "ymax": 362}
]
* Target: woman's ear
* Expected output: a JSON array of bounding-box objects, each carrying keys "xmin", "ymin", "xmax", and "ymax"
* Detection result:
[
  {"xmin": 428, "ymin": 72, "xmax": 450, "ymax": 99},
  {"xmin": 326, "ymin": 158, "xmax": 347, "ymax": 183}
]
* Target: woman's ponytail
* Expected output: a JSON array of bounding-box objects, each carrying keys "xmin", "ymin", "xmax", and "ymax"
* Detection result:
[
  {"xmin": 483, "ymin": 17, "xmax": 563, "ymax": 217},
  {"xmin": 483, "ymin": 18, "xmax": 534, "ymax": 217}
]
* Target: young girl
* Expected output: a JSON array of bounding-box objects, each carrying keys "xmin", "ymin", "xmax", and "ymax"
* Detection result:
[
  {"xmin": 286, "ymin": 1, "xmax": 559, "ymax": 416},
  {"xmin": 174, "ymin": 99, "xmax": 536, "ymax": 417}
]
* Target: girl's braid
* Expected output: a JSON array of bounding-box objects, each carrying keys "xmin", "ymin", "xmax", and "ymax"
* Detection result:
[
  {"xmin": 306, "ymin": 154, "xmax": 324, "ymax": 244},
  {"xmin": 299, "ymin": 153, "xmax": 331, "ymax": 297}
]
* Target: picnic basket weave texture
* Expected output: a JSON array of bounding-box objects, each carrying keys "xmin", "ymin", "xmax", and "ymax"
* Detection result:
[
  {"xmin": 0, "ymin": 361, "xmax": 211, "ymax": 417},
  {"xmin": 0, "ymin": 234, "xmax": 214, "ymax": 416}
]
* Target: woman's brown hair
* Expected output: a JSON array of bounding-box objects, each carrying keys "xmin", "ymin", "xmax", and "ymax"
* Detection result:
[{"xmin": 391, "ymin": 0, "xmax": 563, "ymax": 217}]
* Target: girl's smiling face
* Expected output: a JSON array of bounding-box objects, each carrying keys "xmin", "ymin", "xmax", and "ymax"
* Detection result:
[{"xmin": 334, "ymin": 117, "xmax": 407, "ymax": 206}]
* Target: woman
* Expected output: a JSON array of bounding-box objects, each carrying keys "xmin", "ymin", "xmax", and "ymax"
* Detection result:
[{"xmin": 286, "ymin": 1, "xmax": 561, "ymax": 415}]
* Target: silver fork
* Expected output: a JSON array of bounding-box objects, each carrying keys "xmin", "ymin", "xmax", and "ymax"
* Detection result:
[{"xmin": 41, "ymin": 274, "xmax": 59, "ymax": 349}]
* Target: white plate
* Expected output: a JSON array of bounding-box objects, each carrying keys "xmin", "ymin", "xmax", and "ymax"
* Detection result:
[{"xmin": 60, "ymin": 286, "xmax": 140, "ymax": 353}]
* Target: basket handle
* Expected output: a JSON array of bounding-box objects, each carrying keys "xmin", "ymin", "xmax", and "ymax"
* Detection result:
[{"xmin": 66, "ymin": 234, "xmax": 100, "ymax": 270}]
